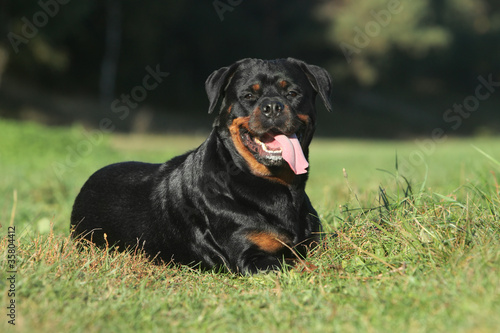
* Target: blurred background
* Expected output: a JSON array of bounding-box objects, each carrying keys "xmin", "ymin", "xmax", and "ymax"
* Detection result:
[{"xmin": 1, "ymin": 0, "xmax": 499, "ymax": 138}]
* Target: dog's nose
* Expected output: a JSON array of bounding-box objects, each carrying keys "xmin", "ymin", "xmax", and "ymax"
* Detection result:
[{"xmin": 261, "ymin": 100, "xmax": 284, "ymax": 118}]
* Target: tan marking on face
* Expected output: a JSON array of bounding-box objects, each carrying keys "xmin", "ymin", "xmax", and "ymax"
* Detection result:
[
  {"xmin": 229, "ymin": 116, "xmax": 273, "ymax": 177},
  {"xmin": 228, "ymin": 116, "xmax": 298, "ymax": 185},
  {"xmin": 297, "ymin": 114, "xmax": 310, "ymax": 124}
]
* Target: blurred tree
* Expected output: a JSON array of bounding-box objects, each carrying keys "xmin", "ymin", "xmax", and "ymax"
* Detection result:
[
  {"xmin": 1, "ymin": 0, "xmax": 331, "ymax": 108},
  {"xmin": 317, "ymin": 0, "xmax": 500, "ymax": 92},
  {"xmin": 317, "ymin": 0, "xmax": 451, "ymax": 86},
  {"xmin": 1, "ymin": 0, "xmax": 499, "ymax": 136},
  {"xmin": 3, "ymin": 1, "xmax": 97, "ymax": 89},
  {"xmin": 440, "ymin": 0, "xmax": 500, "ymax": 84},
  {"xmin": 99, "ymin": 0, "xmax": 122, "ymax": 105}
]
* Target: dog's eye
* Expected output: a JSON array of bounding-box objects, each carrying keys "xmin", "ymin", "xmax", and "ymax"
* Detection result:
[
  {"xmin": 244, "ymin": 93, "xmax": 254, "ymax": 100},
  {"xmin": 286, "ymin": 91, "xmax": 298, "ymax": 98}
]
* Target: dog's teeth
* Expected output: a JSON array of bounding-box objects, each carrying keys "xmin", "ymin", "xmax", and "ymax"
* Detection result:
[{"xmin": 254, "ymin": 138, "xmax": 282, "ymax": 154}]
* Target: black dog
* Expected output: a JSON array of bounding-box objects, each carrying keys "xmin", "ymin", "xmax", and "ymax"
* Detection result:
[{"xmin": 71, "ymin": 58, "xmax": 332, "ymax": 274}]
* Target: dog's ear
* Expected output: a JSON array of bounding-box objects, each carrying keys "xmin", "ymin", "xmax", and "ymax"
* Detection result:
[
  {"xmin": 205, "ymin": 62, "xmax": 241, "ymax": 114},
  {"xmin": 288, "ymin": 58, "xmax": 333, "ymax": 112}
]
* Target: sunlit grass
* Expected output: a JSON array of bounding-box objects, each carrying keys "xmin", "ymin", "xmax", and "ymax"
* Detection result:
[{"xmin": 1, "ymin": 120, "xmax": 499, "ymax": 332}]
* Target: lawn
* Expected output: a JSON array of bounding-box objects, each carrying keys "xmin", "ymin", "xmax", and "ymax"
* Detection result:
[{"xmin": 1, "ymin": 119, "xmax": 499, "ymax": 332}]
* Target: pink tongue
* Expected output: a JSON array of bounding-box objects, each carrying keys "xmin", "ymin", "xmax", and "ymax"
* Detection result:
[{"xmin": 267, "ymin": 134, "xmax": 309, "ymax": 174}]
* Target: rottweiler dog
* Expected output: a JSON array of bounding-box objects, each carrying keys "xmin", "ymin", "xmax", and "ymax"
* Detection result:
[{"xmin": 71, "ymin": 58, "xmax": 332, "ymax": 274}]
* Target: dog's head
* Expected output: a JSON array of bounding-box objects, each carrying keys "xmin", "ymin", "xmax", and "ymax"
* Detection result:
[{"xmin": 206, "ymin": 58, "xmax": 332, "ymax": 183}]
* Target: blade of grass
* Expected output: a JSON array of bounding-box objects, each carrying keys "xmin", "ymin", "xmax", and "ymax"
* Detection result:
[
  {"xmin": 472, "ymin": 145, "xmax": 500, "ymax": 167},
  {"xmin": 433, "ymin": 193, "xmax": 466, "ymax": 209}
]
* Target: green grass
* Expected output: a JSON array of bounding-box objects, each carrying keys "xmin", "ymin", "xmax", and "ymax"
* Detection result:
[{"xmin": 1, "ymin": 119, "xmax": 499, "ymax": 332}]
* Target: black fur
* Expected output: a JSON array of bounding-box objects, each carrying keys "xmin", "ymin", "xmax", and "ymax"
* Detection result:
[{"xmin": 71, "ymin": 58, "xmax": 332, "ymax": 274}]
